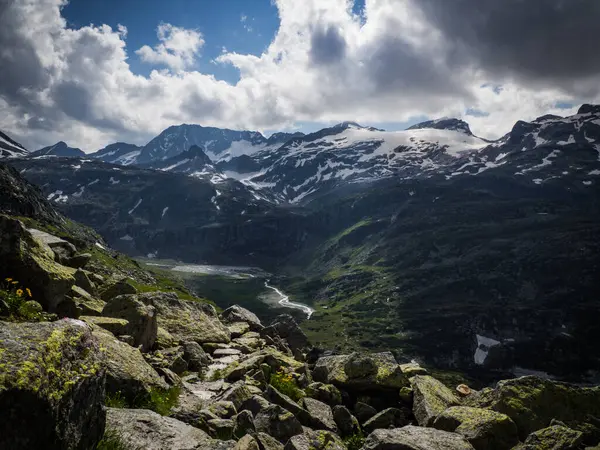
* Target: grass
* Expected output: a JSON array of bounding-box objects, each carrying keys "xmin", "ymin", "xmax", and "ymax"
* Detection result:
[
  {"xmin": 105, "ymin": 391, "xmax": 128, "ymax": 409},
  {"xmin": 344, "ymin": 432, "xmax": 366, "ymax": 450},
  {"xmin": 104, "ymin": 386, "xmax": 181, "ymax": 416},
  {"xmin": 96, "ymin": 430, "xmax": 139, "ymax": 450}
]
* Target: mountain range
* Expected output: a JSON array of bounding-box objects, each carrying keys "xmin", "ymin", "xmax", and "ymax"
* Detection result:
[{"xmin": 2, "ymin": 105, "xmax": 600, "ymax": 381}]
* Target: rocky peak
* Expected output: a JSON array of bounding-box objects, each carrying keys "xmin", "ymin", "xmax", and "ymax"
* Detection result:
[
  {"xmin": 408, "ymin": 118, "xmax": 473, "ymax": 135},
  {"xmin": 577, "ymin": 103, "xmax": 600, "ymax": 115},
  {"xmin": 266, "ymin": 131, "xmax": 306, "ymax": 146},
  {"xmin": 0, "ymin": 130, "xmax": 28, "ymax": 158},
  {"xmin": 31, "ymin": 141, "xmax": 85, "ymax": 158}
]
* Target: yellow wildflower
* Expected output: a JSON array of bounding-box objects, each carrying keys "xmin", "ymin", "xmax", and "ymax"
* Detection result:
[
  {"xmin": 5, "ymin": 278, "xmax": 12, "ymax": 282},
  {"xmin": 11, "ymin": 281, "xmax": 19, "ymax": 285},
  {"xmin": 26, "ymin": 288, "xmax": 32, "ymax": 297},
  {"xmin": 16, "ymin": 289, "xmax": 23, "ymax": 297}
]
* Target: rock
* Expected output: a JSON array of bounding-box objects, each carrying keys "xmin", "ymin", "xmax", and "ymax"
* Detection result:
[
  {"xmin": 0, "ymin": 319, "xmax": 105, "ymax": 450},
  {"xmin": 354, "ymin": 401, "xmax": 378, "ymax": 424},
  {"xmin": 233, "ymin": 409, "xmax": 255, "ymax": 438},
  {"xmin": 102, "ymin": 294, "xmax": 158, "ymax": 352},
  {"xmin": 75, "ymin": 295, "xmax": 106, "ymax": 316},
  {"xmin": 262, "ymin": 314, "xmax": 308, "ymax": 352},
  {"xmin": 0, "ymin": 216, "xmax": 76, "ymax": 312},
  {"xmin": 26, "ymin": 227, "xmax": 77, "ymax": 262},
  {"xmin": 412, "ymin": 375, "xmax": 461, "ymax": 426},
  {"xmin": 333, "ymin": 405, "xmax": 361, "ymax": 437},
  {"xmin": 265, "ymin": 385, "xmax": 311, "ymax": 424},
  {"xmin": 519, "ymin": 425, "xmax": 583, "ymax": 450},
  {"xmin": 456, "ymin": 385, "xmax": 473, "ymax": 397},
  {"xmin": 400, "ymin": 362, "xmax": 428, "ymax": 377},
  {"xmin": 362, "ymin": 426, "xmax": 475, "ymax": 450},
  {"xmin": 254, "ymin": 404, "xmax": 304, "ymax": 443},
  {"xmin": 100, "ymin": 279, "xmax": 137, "ymax": 301},
  {"xmin": 240, "ymin": 394, "xmax": 271, "ymax": 416},
  {"xmin": 225, "ymin": 353, "xmax": 267, "ymax": 381},
  {"xmin": 157, "ymin": 366, "xmax": 181, "ymax": 386},
  {"xmin": 220, "ymin": 305, "xmax": 263, "ymax": 331},
  {"xmin": 433, "ymin": 406, "xmax": 519, "ymax": 450},
  {"xmin": 345, "ymin": 353, "xmax": 378, "ymax": 379},
  {"xmin": 209, "ymin": 401, "xmax": 238, "ymax": 419},
  {"xmin": 149, "ymin": 292, "xmax": 231, "ymax": 344},
  {"xmin": 65, "ymin": 253, "xmax": 92, "ymax": 269},
  {"xmin": 215, "ymin": 348, "xmax": 243, "ymax": 357},
  {"xmin": 159, "ymin": 346, "xmax": 189, "ymax": 374},
  {"xmin": 399, "ymin": 387, "xmax": 413, "ymax": 403},
  {"xmin": 73, "ymin": 268, "xmax": 95, "ymax": 294},
  {"xmin": 256, "ymin": 432, "xmax": 285, "ymax": 450},
  {"xmin": 306, "ymin": 382, "xmax": 342, "ymax": 407},
  {"xmin": 284, "ymin": 430, "xmax": 346, "ymax": 450},
  {"xmin": 313, "ymin": 351, "xmax": 407, "ymax": 391},
  {"xmin": 235, "ymin": 434, "xmax": 260, "ymax": 450},
  {"xmin": 156, "ymin": 326, "xmax": 178, "ymax": 349},
  {"xmin": 219, "ymin": 384, "xmax": 254, "ymax": 411},
  {"xmin": 183, "ymin": 341, "xmax": 211, "ymax": 371},
  {"xmin": 465, "ymin": 376, "xmax": 600, "ymax": 440},
  {"xmin": 228, "ymin": 321, "xmax": 251, "ymax": 338},
  {"xmin": 105, "ymin": 407, "xmax": 227, "ymax": 450},
  {"xmin": 302, "ymin": 397, "xmax": 338, "ymax": 432},
  {"xmin": 208, "ymin": 418, "xmax": 235, "ymax": 440},
  {"xmin": 93, "ymin": 328, "xmax": 168, "ymax": 402},
  {"xmin": 363, "ymin": 408, "xmax": 408, "ymax": 433},
  {"xmin": 82, "ymin": 315, "xmax": 129, "ymax": 336}
]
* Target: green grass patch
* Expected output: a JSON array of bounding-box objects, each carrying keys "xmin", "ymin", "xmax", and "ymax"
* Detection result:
[
  {"xmin": 97, "ymin": 430, "xmax": 139, "ymax": 450},
  {"xmin": 344, "ymin": 432, "xmax": 366, "ymax": 450},
  {"xmin": 140, "ymin": 386, "xmax": 181, "ymax": 416}
]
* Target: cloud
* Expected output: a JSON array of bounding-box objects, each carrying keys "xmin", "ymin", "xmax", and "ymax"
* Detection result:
[
  {"xmin": 136, "ymin": 23, "xmax": 204, "ymax": 71},
  {"xmin": 0, "ymin": 0, "xmax": 598, "ymax": 151}
]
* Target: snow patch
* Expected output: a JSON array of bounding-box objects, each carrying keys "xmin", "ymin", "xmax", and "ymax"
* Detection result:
[
  {"xmin": 120, "ymin": 235, "xmax": 133, "ymax": 241},
  {"xmin": 128, "ymin": 198, "xmax": 142, "ymax": 215},
  {"xmin": 161, "ymin": 206, "xmax": 169, "ymax": 218}
]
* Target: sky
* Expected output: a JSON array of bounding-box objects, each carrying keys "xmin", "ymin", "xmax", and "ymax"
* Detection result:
[{"xmin": 0, "ymin": 0, "xmax": 599, "ymax": 152}]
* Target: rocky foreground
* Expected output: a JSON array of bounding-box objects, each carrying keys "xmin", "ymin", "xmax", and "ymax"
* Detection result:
[{"xmin": 1, "ymin": 162, "xmax": 600, "ymax": 450}]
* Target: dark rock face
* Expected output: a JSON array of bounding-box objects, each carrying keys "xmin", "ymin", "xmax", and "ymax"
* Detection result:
[
  {"xmin": 0, "ymin": 319, "xmax": 106, "ymax": 450},
  {"xmin": 262, "ymin": 315, "xmax": 309, "ymax": 353}
]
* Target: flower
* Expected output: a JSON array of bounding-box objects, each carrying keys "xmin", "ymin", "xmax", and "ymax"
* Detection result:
[
  {"xmin": 11, "ymin": 281, "xmax": 18, "ymax": 285},
  {"xmin": 26, "ymin": 288, "xmax": 32, "ymax": 297},
  {"xmin": 5, "ymin": 278, "xmax": 12, "ymax": 282},
  {"xmin": 16, "ymin": 289, "xmax": 23, "ymax": 297}
]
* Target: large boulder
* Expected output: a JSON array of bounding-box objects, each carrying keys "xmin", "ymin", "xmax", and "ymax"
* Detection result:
[
  {"xmin": 99, "ymin": 279, "xmax": 137, "ymax": 301},
  {"xmin": 147, "ymin": 292, "xmax": 231, "ymax": 344},
  {"xmin": 93, "ymin": 328, "xmax": 167, "ymax": 402},
  {"xmin": 105, "ymin": 407, "xmax": 232, "ymax": 450},
  {"xmin": 0, "ymin": 216, "xmax": 76, "ymax": 312},
  {"xmin": 256, "ymin": 432, "xmax": 285, "ymax": 450},
  {"xmin": 333, "ymin": 405, "xmax": 361, "ymax": 437},
  {"xmin": 261, "ymin": 314, "xmax": 308, "ymax": 352},
  {"xmin": 302, "ymin": 397, "xmax": 338, "ymax": 432},
  {"xmin": 362, "ymin": 426, "xmax": 475, "ymax": 450},
  {"xmin": 313, "ymin": 352, "xmax": 407, "ymax": 391},
  {"xmin": 220, "ymin": 305, "xmax": 263, "ymax": 331},
  {"xmin": 183, "ymin": 341, "xmax": 211, "ymax": 371},
  {"xmin": 0, "ymin": 319, "xmax": 105, "ymax": 450},
  {"xmin": 305, "ymin": 382, "xmax": 342, "ymax": 406},
  {"xmin": 284, "ymin": 429, "xmax": 346, "ymax": 450},
  {"xmin": 411, "ymin": 375, "xmax": 461, "ymax": 426},
  {"xmin": 518, "ymin": 424, "xmax": 583, "ymax": 450},
  {"xmin": 433, "ymin": 406, "xmax": 519, "ymax": 450},
  {"xmin": 102, "ymin": 294, "xmax": 158, "ymax": 352},
  {"xmin": 254, "ymin": 404, "xmax": 304, "ymax": 443},
  {"xmin": 466, "ymin": 376, "xmax": 600, "ymax": 440}
]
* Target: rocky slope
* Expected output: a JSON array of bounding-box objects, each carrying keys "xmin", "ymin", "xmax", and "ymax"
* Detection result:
[
  {"xmin": 0, "ymin": 129, "xmax": 28, "ymax": 157},
  {"xmin": 1, "ymin": 162, "xmax": 600, "ymax": 450}
]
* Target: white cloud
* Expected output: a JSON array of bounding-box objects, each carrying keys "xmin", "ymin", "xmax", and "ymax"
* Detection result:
[
  {"xmin": 240, "ymin": 14, "xmax": 247, "ymax": 23},
  {"xmin": 135, "ymin": 23, "xmax": 204, "ymax": 71},
  {"xmin": 0, "ymin": 0, "xmax": 598, "ymax": 151}
]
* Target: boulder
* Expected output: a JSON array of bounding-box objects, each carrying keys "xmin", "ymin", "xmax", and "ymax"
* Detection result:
[
  {"xmin": 82, "ymin": 315, "xmax": 129, "ymax": 336},
  {"xmin": 0, "ymin": 216, "xmax": 76, "ymax": 312},
  {"xmin": 233, "ymin": 409, "xmax": 255, "ymax": 438},
  {"xmin": 228, "ymin": 321, "xmax": 250, "ymax": 338},
  {"xmin": 306, "ymin": 382, "xmax": 342, "ymax": 406},
  {"xmin": 333, "ymin": 405, "xmax": 361, "ymax": 438},
  {"xmin": 148, "ymin": 292, "xmax": 231, "ymax": 344},
  {"xmin": 235, "ymin": 434, "xmax": 260, "ymax": 450},
  {"xmin": 102, "ymin": 294, "xmax": 158, "ymax": 352},
  {"xmin": 313, "ymin": 351, "xmax": 407, "ymax": 391},
  {"xmin": 0, "ymin": 319, "xmax": 105, "ymax": 450},
  {"xmin": 433, "ymin": 406, "xmax": 519, "ymax": 450},
  {"xmin": 26, "ymin": 227, "xmax": 77, "ymax": 262},
  {"xmin": 256, "ymin": 432, "xmax": 285, "ymax": 450},
  {"xmin": 265, "ymin": 385, "xmax": 309, "ymax": 422},
  {"xmin": 240, "ymin": 394, "xmax": 271, "ymax": 416},
  {"xmin": 65, "ymin": 253, "xmax": 92, "ymax": 269},
  {"xmin": 219, "ymin": 384, "xmax": 254, "ymax": 411},
  {"xmin": 302, "ymin": 397, "xmax": 338, "ymax": 432},
  {"xmin": 74, "ymin": 295, "xmax": 105, "ymax": 316},
  {"xmin": 157, "ymin": 346, "xmax": 188, "ymax": 374},
  {"xmin": 220, "ymin": 305, "xmax": 263, "ymax": 331},
  {"xmin": 465, "ymin": 376, "xmax": 600, "ymax": 440},
  {"xmin": 156, "ymin": 326, "xmax": 178, "ymax": 349},
  {"xmin": 412, "ymin": 375, "xmax": 461, "ymax": 426},
  {"xmin": 225, "ymin": 353, "xmax": 266, "ymax": 381},
  {"xmin": 262, "ymin": 314, "xmax": 308, "ymax": 352},
  {"xmin": 208, "ymin": 418, "xmax": 235, "ymax": 440},
  {"xmin": 363, "ymin": 408, "xmax": 408, "ymax": 433},
  {"xmin": 284, "ymin": 430, "xmax": 346, "ymax": 450},
  {"xmin": 93, "ymin": 328, "xmax": 167, "ymax": 402},
  {"xmin": 362, "ymin": 426, "xmax": 475, "ymax": 450},
  {"xmin": 355, "ymin": 401, "xmax": 378, "ymax": 424},
  {"xmin": 183, "ymin": 341, "xmax": 211, "ymax": 371},
  {"xmin": 518, "ymin": 424, "xmax": 583, "ymax": 450},
  {"xmin": 254, "ymin": 404, "xmax": 304, "ymax": 443},
  {"xmin": 105, "ymin": 407, "xmax": 229, "ymax": 449},
  {"xmin": 73, "ymin": 268, "xmax": 95, "ymax": 294},
  {"xmin": 400, "ymin": 362, "xmax": 428, "ymax": 377},
  {"xmin": 209, "ymin": 401, "xmax": 237, "ymax": 419},
  {"xmin": 99, "ymin": 279, "xmax": 137, "ymax": 301}
]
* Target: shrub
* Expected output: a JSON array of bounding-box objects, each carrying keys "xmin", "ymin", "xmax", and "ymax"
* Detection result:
[
  {"xmin": 140, "ymin": 386, "xmax": 181, "ymax": 416},
  {"xmin": 269, "ymin": 368, "xmax": 305, "ymax": 402}
]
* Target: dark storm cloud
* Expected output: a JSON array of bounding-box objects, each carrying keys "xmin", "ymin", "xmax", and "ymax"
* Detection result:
[
  {"xmin": 309, "ymin": 25, "xmax": 347, "ymax": 65},
  {"xmin": 415, "ymin": 0, "xmax": 600, "ymax": 87}
]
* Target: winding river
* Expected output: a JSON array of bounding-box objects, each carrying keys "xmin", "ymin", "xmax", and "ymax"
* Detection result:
[{"xmin": 264, "ymin": 281, "xmax": 314, "ymax": 319}]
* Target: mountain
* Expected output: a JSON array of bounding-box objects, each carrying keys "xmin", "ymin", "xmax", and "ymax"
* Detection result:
[
  {"xmin": 89, "ymin": 142, "xmax": 142, "ymax": 165},
  {"xmin": 0, "ymin": 130, "xmax": 28, "ymax": 158},
  {"xmin": 30, "ymin": 141, "xmax": 86, "ymax": 158},
  {"xmin": 144, "ymin": 144, "xmax": 214, "ymax": 174}
]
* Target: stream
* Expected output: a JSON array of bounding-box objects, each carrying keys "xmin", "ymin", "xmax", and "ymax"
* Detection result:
[{"xmin": 264, "ymin": 281, "xmax": 314, "ymax": 319}]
